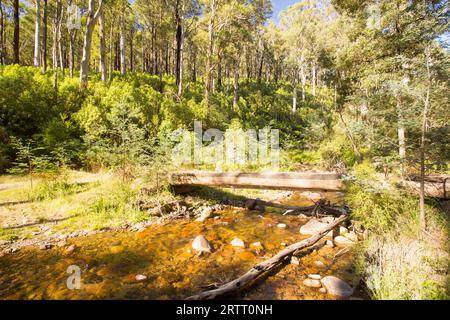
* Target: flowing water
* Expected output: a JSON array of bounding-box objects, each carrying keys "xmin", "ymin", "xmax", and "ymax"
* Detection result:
[{"xmin": 0, "ymin": 191, "xmax": 364, "ymax": 300}]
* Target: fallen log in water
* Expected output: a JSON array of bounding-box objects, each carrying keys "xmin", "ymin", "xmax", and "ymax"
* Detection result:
[
  {"xmin": 186, "ymin": 214, "xmax": 349, "ymax": 300},
  {"xmin": 253, "ymin": 198, "xmax": 349, "ymax": 217}
]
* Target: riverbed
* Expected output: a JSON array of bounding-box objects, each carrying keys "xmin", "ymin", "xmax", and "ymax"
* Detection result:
[{"xmin": 0, "ymin": 191, "xmax": 365, "ymax": 300}]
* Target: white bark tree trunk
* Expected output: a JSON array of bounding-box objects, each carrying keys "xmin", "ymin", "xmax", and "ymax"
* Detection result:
[
  {"xmin": 80, "ymin": 0, "xmax": 103, "ymax": 86},
  {"xmin": 120, "ymin": 13, "xmax": 126, "ymax": 76},
  {"xmin": 99, "ymin": 6, "xmax": 106, "ymax": 82},
  {"xmin": 34, "ymin": 0, "xmax": 41, "ymax": 67}
]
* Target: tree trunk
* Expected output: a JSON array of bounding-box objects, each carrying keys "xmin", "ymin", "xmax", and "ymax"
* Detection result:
[
  {"xmin": 42, "ymin": 0, "xmax": 47, "ymax": 72},
  {"xmin": 175, "ymin": 0, "xmax": 183, "ymax": 93},
  {"xmin": 13, "ymin": 0, "xmax": 19, "ymax": 64},
  {"xmin": 312, "ymin": 63, "xmax": 316, "ymax": 97},
  {"xmin": 129, "ymin": 27, "xmax": 134, "ymax": 72},
  {"xmin": 120, "ymin": 13, "xmax": 126, "ymax": 76},
  {"xmin": 108, "ymin": 19, "xmax": 113, "ymax": 81},
  {"xmin": 292, "ymin": 82, "xmax": 297, "ymax": 113},
  {"xmin": 34, "ymin": 0, "xmax": 41, "ymax": 67},
  {"xmin": 52, "ymin": 1, "xmax": 61, "ymax": 91},
  {"xmin": 0, "ymin": 0, "xmax": 4, "ymax": 65},
  {"xmin": 99, "ymin": 7, "xmax": 106, "ymax": 82},
  {"xmin": 58, "ymin": 5, "xmax": 64, "ymax": 79},
  {"xmin": 257, "ymin": 45, "xmax": 264, "ymax": 84},
  {"xmin": 419, "ymin": 48, "xmax": 431, "ymax": 233},
  {"xmin": 79, "ymin": 0, "xmax": 103, "ymax": 86},
  {"xmin": 301, "ymin": 65, "xmax": 306, "ymax": 101},
  {"xmin": 396, "ymin": 95, "xmax": 406, "ymax": 168},
  {"xmin": 233, "ymin": 59, "xmax": 239, "ymax": 110},
  {"xmin": 205, "ymin": 0, "xmax": 217, "ymax": 103}
]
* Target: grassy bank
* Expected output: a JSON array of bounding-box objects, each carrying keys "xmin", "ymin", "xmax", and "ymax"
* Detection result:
[{"xmin": 346, "ymin": 164, "xmax": 449, "ymax": 300}]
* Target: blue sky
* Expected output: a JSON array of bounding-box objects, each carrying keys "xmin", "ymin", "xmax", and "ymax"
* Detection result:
[
  {"xmin": 127, "ymin": 0, "xmax": 297, "ymax": 23},
  {"xmin": 270, "ymin": 0, "xmax": 298, "ymax": 22}
]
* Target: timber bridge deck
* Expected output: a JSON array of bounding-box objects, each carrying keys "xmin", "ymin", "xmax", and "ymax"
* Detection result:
[
  {"xmin": 169, "ymin": 171, "xmax": 346, "ymax": 192},
  {"xmin": 169, "ymin": 172, "xmax": 449, "ymax": 199}
]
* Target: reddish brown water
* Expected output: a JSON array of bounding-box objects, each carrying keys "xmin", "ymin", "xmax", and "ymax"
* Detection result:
[{"xmin": 0, "ymin": 191, "xmax": 362, "ymax": 300}]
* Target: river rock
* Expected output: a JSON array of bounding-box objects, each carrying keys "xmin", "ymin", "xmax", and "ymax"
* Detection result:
[
  {"xmin": 334, "ymin": 236, "xmax": 354, "ymax": 245},
  {"xmin": 308, "ymin": 274, "xmax": 322, "ymax": 280},
  {"xmin": 325, "ymin": 240, "xmax": 335, "ymax": 247},
  {"xmin": 344, "ymin": 231, "xmax": 358, "ymax": 242},
  {"xmin": 192, "ymin": 235, "xmax": 213, "ymax": 253},
  {"xmin": 319, "ymin": 288, "xmax": 327, "ymax": 293},
  {"xmin": 277, "ymin": 223, "xmax": 287, "ymax": 229},
  {"xmin": 300, "ymin": 219, "xmax": 329, "ymax": 235},
  {"xmin": 251, "ymin": 242, "xmax": 264, "ymax": 250},
  {"xmin": 319, "ymin": 216, "xmax": 335, "ymax": 224},
  {"xmin": 196, "ymin": 207, "xmax": 213, "ymax": 222},
  {"xmin": 230, "ymin": 237, "xmax": 245, "ymax": 248},
  {"xmin": 135, "ymin": 274, "xmax": 147, "ymax": 281},
  {"xmin": 0, "ymin": 239, "xmax": 9, "ymax": 245},
  {"xmin": 321, "ymin": 276, "xmax": 354, "ymax": 298},
  {"xmin": 244, "ymin": 199, "xmax": 257, "ymax": 210},
  {"xmin": 313, "ymin": 260, "xmax": 326, "ymax": 269},
  {"xmin": 340, "ymin": 226, "xmax": 349, "ymax": 235},
  {"xmin": 64, "ymin": 244, "xmax": 76, "ymax": 255},
  {"xmin": 39, "ymin": 243, "xmax": 53, "ymax": 250},
  {"xmin": 303, "ymin": 278, "xmax": 322, "ymax": 288},
  {"xmin": 290, "ymin": 256, "xmax": 300, "ymax": 265},
  {"xmin": 300, "ymin": 191, "xmax": 323, "ymax": 201}
]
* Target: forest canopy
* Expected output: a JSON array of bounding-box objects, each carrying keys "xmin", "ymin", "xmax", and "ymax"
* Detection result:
[{"xmin": 0, "ymin": 0, "xmax": 448, "ymax": 176}]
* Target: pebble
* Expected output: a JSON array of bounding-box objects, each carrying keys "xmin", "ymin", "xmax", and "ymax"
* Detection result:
[
  {"xmin": 230, "ymin": 237, "xmax": 245, "ymax": 248},
  {"xmin": 303, "ymin": 278, "xmax": 322, "ymax": 288},
  {"xmin": 277, "ymin": 223, "xmax": 287, "ymax": 229},
  {"xmin": 308, "ymin": 274, "xmax": 322, "ymax": 280},
  {"xmin": 64, "ymin": 244, "xmax": 76, "ymax": 255},
  {"xmin": 290, "ymin": 256, "xmax": 300, "ymax": 265},
  {"xmin": 39, "ymin": 243, "xmax": 53, "ymax": 250},
  {"xmin": 135, "ymin": 274, "xmax": 147, "ymax": 281},
  {"xmin": 319, "ymin": 288, "xmax": 327, "ymax": 293},
  {"xmin": 251, "ymin": 242, "xmax": 263, "ymax": 250}
]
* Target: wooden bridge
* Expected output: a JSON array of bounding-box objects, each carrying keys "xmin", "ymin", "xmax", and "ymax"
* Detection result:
[
  {"xmin": 169, "ymin": 172, "xmax": 449, "ymax": 199},
  {"xmin": 169, "ymin": 171, "xmax": 346, "ymax": 192}
]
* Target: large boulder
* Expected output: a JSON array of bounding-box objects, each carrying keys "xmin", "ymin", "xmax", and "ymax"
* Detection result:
[
  {"xmin": 192, "ymin": 235, "xmax": 213, "ymax": 253},
  {"xmin": 300, "ymin": 219, "xmax": 330, "ymax": 235},
  {"xmin": 321, "ymin": 276, "xmax": 354, "ymax": 298}
]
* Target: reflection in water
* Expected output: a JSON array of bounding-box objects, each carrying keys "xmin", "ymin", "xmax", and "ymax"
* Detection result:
[{"xmin": 0, "ymin": 191, "xmax": 363, "ymax": 300}]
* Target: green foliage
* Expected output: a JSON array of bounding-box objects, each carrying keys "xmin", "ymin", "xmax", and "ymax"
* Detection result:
[
  {"xmin": 7, "ymin": 137, "xmax": 55, "ymax": 186},
  {"xmin": 74, "ymin": 182, "xmax": 147, "ymax": 230},
  {"xmin": 317, "ymin": 132, "xmax": 357, "ymax": 170},
  {"xmin": 346, "ymin": 183, "xmax": 420, "ymax": 234}
]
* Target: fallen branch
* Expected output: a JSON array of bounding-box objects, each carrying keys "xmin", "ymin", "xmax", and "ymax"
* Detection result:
[
  {"xmin": 255, "ymin": 198, "xmax": 348, "ymax": 217},
  {"xmin": 186, "ymin": 214, "xmax": 349, "ymax": 300}
]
